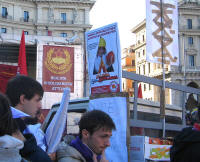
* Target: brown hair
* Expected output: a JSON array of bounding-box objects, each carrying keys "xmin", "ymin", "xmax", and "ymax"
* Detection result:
[{"xmin": 0, "ymin": 93, "xmax": 18, "ymax": 136}]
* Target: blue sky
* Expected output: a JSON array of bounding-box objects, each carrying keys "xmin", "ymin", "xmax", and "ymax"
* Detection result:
[{"xmin": 90, "ymin": 0, "xmax": 146, "ymax": 49}]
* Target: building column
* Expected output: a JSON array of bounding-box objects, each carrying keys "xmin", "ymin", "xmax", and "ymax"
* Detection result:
[
  {"xmin": 37, "ymin": 6, "xmax": 42, "ymax": 23},
  {"xmin": 85, "ymin": 8, "xmax": 89, "ymax": 24}
]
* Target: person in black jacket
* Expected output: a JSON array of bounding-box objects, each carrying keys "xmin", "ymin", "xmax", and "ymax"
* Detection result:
[{"xmin": 170, "ymin": 106, "xmax": 200, "ymax": 162}]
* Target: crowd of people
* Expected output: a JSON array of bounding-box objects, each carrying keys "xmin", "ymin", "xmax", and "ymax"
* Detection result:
[
  {"xmin": 2, "ymin": 74, "xmax": 200, "ymax": 162},
  {"xmin": 0, "ymin": 75, "xmax": 115, "ymax": 162}
]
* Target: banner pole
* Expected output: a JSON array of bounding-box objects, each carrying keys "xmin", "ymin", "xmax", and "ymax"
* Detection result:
[{"xmin": 160, "ymin": 0, "xmax": 166, "ymax": 138}]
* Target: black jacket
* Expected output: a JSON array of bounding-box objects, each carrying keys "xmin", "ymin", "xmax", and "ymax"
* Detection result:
[
  {"xmin": 15, "ymin": 118, "xmax": 52, "ymax": 162},
  {"xmin": 170, "ymin": 127, "xmax": 200, "ymax": 162}
]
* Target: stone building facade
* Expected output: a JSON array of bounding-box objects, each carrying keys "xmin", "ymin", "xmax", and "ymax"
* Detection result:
[
  {"xmin": 121, "ymin": 45, "xmax": 136, "ymax": 97},
  {"xmin": 0, "ymin": 0, "xmax": 95, "ymax": 109}
]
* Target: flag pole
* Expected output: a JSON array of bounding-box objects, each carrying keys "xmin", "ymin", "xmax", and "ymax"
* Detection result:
[{"xmin": 160, "ymin": 0, "xmax": 166, "ymax": 138}]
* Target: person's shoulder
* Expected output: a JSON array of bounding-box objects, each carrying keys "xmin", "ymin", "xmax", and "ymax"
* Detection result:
[{"xmin": 57, "ymin": 142, "xmax": 86, "ymax": 162}]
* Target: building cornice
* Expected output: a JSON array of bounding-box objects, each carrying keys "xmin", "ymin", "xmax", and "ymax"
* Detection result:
[
  {"xmin": 131, "ymin": 19, "xmax": 146, "ymax": 33},
  {"xmin": 2, "ymin": 0, "xmax": 95, "ymax": 9}
]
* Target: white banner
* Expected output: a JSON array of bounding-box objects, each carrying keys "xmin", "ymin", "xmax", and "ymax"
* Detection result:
[
  {"xmin": 85, "ymin": 23, "xmax": 122, "ymax": 95},
  {"xmin": 89, "ymin": 96, "xmax": 128, "ymax": 162},
  {"xmin": 146, "ymin": 0, "xmax": 179, "ymax": 65},
  {"xmin": 45, "ymin": 88, "xmax": 70, "ymax": 153}
]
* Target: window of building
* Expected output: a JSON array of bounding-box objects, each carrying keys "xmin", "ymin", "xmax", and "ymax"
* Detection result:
[
  {"xmin": 143, "ymin": 49, "xmax": 145, "ymax": 56},
  {"xmin": 143, "ymin": 64, "xmax": 145, "ymax": 75},
  {"xmin": 189, "ymin": 55, "xmax": 195, "ymax": 67},
  {"xmin": 61, "ymin": 33, "xmax": 67, "ymax": 37},
  {"xmin": 48, "ymin": 30, "xmax": 52, "ymax": 36},
  {"xmin": 138, "ymin": 52, "xmax": 140, "ymax": 58},
  {"xmin": 144, "ymin": 84, "xmax": 146, "ymax": 91},
  {"xmin": 24, "ymin": 31, "xmax": 28, "ymax": 35},
  {"xmin": 142, "ymin": 35, "xmax": 145, "ymax": 42},
  {"xmin": 2, "ymin": 7, "xmax": 7, "ymax": 18},
  {"xmin": 132, "ymin": 60, "xmax": 135, "ymax": 66},
  {"xmin": 24, "ymin": 11, "xmax": 29, "ymax": 22},
  {"xmin": 1, "ymin": 28, "xmax": 6, "ymax": 33},
  {"xmin": 148, "ymin": 63, "xmax": 151, "ymax": 73},
  {"xmin": 188, "ymin": 37, "xmax": 193, "ymax": 45},
  {"xmin": 187, "ymin": 19, "xmax": 192, "ymax": 29},
  {"xmin": 61, "ymin": 13, "xmax": 66, "ymax": 23},
  {"xmin": 138, "ymin": 66, "xmax": 140, "ymax": 75},
  {"xmin": 149, "ymin": 84, "xmax": 152, "ymax": 90}
]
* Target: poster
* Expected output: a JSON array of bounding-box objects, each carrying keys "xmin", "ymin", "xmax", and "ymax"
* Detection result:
[
  {"xmin": 146, "ymin": 0, "xmax": 179, "ymax": 65},
  {"xmin": 85, "ymin": 23, "xmax": 122, "ymax": 94},
  {"xmin": 144, "ymin": 144, "xmax": 171, "ymax": 161},
  {"xmin": 89, "ymin": 94, "xmax": 128, "ymax": 162},
  {"xmin": 42, "ymin": 45, "xmax": 74, "ymax": 93}
]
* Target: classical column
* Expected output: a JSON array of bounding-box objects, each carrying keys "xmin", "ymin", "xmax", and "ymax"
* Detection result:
[
  {"xmin": 84, "ymin": 8, "xmax": 89, "ymax": 24},
  {"xmin": 36, "ymin": 6, "xmax": 43, "ymax": 23}
]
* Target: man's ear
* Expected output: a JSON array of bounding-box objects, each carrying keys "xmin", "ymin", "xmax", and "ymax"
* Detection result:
[
  {"xmin": 19, "ymin": 95, "xmax": 26, "ymax": 104},
  {"xmin": 82, "ymin": 129, "xmax": 89, "ymax": 139}
]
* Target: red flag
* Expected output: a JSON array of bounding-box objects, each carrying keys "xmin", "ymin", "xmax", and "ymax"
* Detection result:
[
  {"xmin": 0, "ymin": 64, "xmax": 17, "ymax": 93},
  {"xmin": 18, "ymin": 30, "xmax": 27, "ymax": 75},
  {"xmin": 138, "ymin": 83, "xmax": 143, "ymax": 98}
]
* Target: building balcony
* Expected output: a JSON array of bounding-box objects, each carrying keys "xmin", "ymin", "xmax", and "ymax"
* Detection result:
[
  {"xmin": 54, "ymin": 19, "xmax": 73, "ymax": 24},
  {"xmin": 183, "ymin": 66, "xmax": 200, "ymax": 72},
  {"xmin": 20, "ymin": 17, "xmax": 34, "ymax": 23},
  {"xmin": 179, "ymin": 25, "xmax": 200, "ymax": 31},
  {"xmin": 0, "ymin": 15, "xmax": 13, "ymax": 20},
  {"xmin": 169, "ymin": 65, "xmax": 200, "ymax": 73}
]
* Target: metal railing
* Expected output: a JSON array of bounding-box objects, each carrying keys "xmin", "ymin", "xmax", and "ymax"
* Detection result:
[
  {"xmin": 122, "ymin": 70, "xmax": 200, "ymax": 131},
  {"xmin": 54, "ymin": 19, "xmax": 73, "ymax": 24},
  {"xmin": 0, "ymin": 15, "xmax": 12, "ymax": 20},
  {"xmin": 20, "ymin": 17, "xmax": 34, "ymax": 23},
  {"xmin": 179, "ymin": 25, "xmax": 200, "ymax": 30}
]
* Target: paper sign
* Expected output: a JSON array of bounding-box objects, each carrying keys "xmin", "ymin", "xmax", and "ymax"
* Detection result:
[{"xmin": 89, "ymin": 96, "xmax": 128, "ymax": 162}]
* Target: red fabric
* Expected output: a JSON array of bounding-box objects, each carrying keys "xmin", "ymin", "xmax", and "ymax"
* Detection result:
[
  {"xmin": 0, "ymin": 64, "xmax": 17, "ymax": 93},
  {"xmin": 193, "ymin": 123, "xmax": 200, "ymax": 131},
  {"xmin": 18, "ymin": 30, "xmax": 28, "ymax": 75},
  {"xmin": 138, "ymin": 83, "xmax": 143, "ymax": 98}
]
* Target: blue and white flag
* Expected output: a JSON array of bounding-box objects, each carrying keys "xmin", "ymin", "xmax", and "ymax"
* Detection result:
[{"xmin": 45, "ymin": 88, "xmax": 70, "ymax": 153}]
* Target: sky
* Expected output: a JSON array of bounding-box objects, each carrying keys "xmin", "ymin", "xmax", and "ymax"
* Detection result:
[{"xmin": 90, "ymin": 0, "xmax": 146, "ymax": 49}]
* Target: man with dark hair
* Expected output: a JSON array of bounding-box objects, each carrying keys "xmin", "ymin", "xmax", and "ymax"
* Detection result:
[
  {"xmin": 6, "ymin": 75, "xmax": 43, "ymax": 118},
  {"xmin": 170, "ymin": 105, "xmax": 200, "ymax": 162},
  {"xmin": 57, "ymin": 110, "xmax": 116, "ymax": 162},
  {"xmin": 5, "ymin": 75, "xmax": 52, "ymax": 161}
]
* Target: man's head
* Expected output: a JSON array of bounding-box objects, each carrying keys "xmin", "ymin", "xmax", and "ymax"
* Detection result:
[
  {"xmin": 79, "ymin": 110, "xmax": 116, "ymax": 155},
  {"xmin": 6, "ymin": 75, "xmax": 44, "ymax": 118}
]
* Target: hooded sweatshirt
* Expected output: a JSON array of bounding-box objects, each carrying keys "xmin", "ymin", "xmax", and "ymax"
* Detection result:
[
  {"xmin": 170, "ymin": 126, "xmax": 200, "ymax": 162},
  {"xmin": 0, "ymin": 135, "xmax": 24, "ymax": 162}
]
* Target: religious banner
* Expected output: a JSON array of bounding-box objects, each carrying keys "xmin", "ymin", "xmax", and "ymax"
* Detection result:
[
  {"xmin": 85, "ymin": 23, "xmax": 122, "ymax": 95},
  {"xmin": 146, "ymin": 0, "xmax": 179, "ymax": 65},
  {"xmin": 0, "ymin": 64, "xmax": 17, "ymax": 93},
  {"xmin": 43, "ymin": 45, "xmax": 74, "ymax": 93}
]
